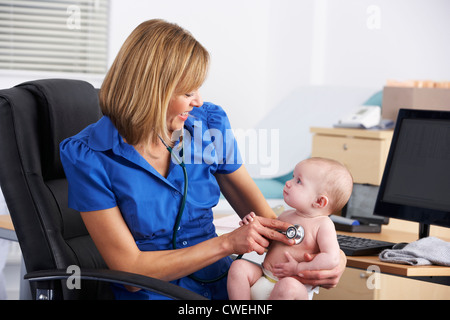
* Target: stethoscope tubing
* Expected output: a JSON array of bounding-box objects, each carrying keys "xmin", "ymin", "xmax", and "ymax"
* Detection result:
[{"xmin": 159, "ymin": 133, "xmax": 230, "ymax": 283}]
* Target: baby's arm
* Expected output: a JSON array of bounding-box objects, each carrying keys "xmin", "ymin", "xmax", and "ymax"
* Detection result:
[
  {"xmin": 274, "ymin": 219, "xmax": 340, "ymax": 277},
  {"xmin": 298, "ymin": 218, "xmax": 340, "ymax": 271}
]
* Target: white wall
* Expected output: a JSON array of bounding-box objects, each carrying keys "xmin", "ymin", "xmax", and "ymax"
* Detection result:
[
  {"xmin": 107, "ymin": 0, "xmax": 274, "ymax": 130},
  {"xmin": 322, "ymin": 0, "xmax": 450, "ymax": 87},
  {"xmin": 1, "ymin": 0, "xmax": 449, "ymax": 177}
]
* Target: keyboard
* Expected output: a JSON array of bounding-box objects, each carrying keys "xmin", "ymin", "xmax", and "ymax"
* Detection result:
[{"xmin": 337, "ymin": 234, "xmax": 395, "ymax": 256}]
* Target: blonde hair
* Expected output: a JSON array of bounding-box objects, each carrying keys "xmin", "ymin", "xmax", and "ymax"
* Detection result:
[
  {"xmin": 306, "ymin": 157, "xmax": 354, "ymax": 214},
  {"xmin": 99, "ymin": 19, "xmax": 210, "ymax": 145}
]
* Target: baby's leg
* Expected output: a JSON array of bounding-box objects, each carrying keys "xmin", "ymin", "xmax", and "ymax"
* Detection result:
[
  {"xmin": 269, "ymin": 277, "xmax": 309, "ymax": 300},
  {"xmin": 227, "ymin": 259, "xmax": 263, "ymax": 300}
]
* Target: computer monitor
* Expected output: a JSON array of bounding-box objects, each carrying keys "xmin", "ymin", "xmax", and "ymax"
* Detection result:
[
  {"xmin": 374, "ymin": 108, "xmax": 450, "ymax": 239},
  {"xmin": 342, "ymin": 183, "xmax": 387, "ymax": 224}
]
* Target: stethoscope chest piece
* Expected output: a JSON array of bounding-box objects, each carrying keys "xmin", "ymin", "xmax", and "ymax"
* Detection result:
[{"xmin": 285, "ymin": 224, "xmax": 305, "ymax": 245}]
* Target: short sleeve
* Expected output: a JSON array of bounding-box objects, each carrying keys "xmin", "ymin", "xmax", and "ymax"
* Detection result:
[
  {"xmin": 204, "ymin": 103, "xmax": 242, "ymax": 174},
  {"xmin": 60, "ymin": 138, "xmax": 117, "ymax": 212}
]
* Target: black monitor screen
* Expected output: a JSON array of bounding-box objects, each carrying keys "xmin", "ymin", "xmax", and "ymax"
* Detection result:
[
  {"xmin": 383, "ymin": 118, "xmax": 450, "ymax": 212},
  {"xmin": 375, "ymin": 109, "xmax": 450, "ymax": 229}
]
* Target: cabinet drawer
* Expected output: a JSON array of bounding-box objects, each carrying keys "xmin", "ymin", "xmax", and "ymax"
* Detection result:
[
  {"xmin": 313, "ymin": 267, "xmax": 450, "ymax": 300},
  {"xmin": 313, "ymin": 267, "xmax": 376, "ymax": 300},
  {"xmin": 310, "ymin": 128, "xmax": 393, "ymax": 185}
]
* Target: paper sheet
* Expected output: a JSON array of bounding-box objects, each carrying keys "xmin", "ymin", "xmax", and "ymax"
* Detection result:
[{"xmin": 213, "ymin": 214, "xmax": 241, "ymax": 235}]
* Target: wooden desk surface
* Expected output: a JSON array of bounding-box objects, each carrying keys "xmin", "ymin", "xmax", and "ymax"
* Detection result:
[
  {"xmin": 310, "ymin": 126, "xmax": 394, "ymax": 140},
  {"xmin": 345, "ymin": 255, "xmax": 450, "ymax": 277},
  {"xmin": 341, "ymin": 219, "xmax": 450, "ymax": 277},
  {"xmin": 0, "ymin": 214, "xmax": 17, "ymax": 241},
  {"xmin": 0, "ymin": 214, "xmax": 14, "ymax": 231}
]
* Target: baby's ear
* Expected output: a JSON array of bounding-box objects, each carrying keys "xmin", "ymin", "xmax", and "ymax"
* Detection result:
[{"xmin": 313, "ymin": 195, "xmax": 329, "ymax": 209}]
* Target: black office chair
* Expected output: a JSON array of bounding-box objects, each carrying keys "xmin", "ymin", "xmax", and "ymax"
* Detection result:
[{"xmin": 0, "ymin": 79, "xmax": 206, "ymax": 300}]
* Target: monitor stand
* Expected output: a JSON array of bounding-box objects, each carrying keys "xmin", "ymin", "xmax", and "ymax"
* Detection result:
[{"xmin": 419, "ymin": 223, "xmax": 430, "ymax": 239}]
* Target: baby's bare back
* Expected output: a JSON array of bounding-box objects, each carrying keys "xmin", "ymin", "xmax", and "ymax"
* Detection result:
[{"xmin": 263, "ymin": 211, "xmax": 329, "ymax": 273}]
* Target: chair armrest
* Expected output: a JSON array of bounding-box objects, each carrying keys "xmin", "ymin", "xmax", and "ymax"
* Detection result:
[{"xmin": 24, "ymin": 268, "xmax": 208, "ymax": 300}]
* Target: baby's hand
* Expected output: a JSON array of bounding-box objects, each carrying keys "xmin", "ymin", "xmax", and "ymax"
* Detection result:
[
  {"xmin": 272, "ymin": 251, "xmax": 299, "ymax": 278},
  {"xmin": 239, "ymin": 212, "xmax": 256, "ymax": 226}
]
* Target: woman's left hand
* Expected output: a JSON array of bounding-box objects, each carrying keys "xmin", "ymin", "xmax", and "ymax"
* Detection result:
[{"xmin": 293, "ymin": 250, "xmax": 347, "ymax": 289}]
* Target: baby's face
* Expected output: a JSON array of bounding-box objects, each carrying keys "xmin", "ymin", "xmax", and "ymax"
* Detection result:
[{"xmin": 283, "ymin": 161, "xmax": 323, "ymax": 212}]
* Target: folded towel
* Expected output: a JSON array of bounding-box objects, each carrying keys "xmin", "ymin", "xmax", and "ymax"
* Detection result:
[{"xmin": 379, "ymin": 237, "xmax": 450, "ymax": 266}]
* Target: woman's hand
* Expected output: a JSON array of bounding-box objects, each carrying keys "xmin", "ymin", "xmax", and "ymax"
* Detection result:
[
  {"xmin": 293, "ymin": 250, "xmax": 347, "ymax": 289},
  {"xmin": 223, "ymin": 213, "xmax": 294, "ymax": 255}
]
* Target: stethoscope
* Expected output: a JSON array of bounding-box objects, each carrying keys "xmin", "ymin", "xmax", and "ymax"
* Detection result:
[
  {"xmin": 159, "ymin": 132, "xmax": 225, "ymax": 283},
  {"xmin": 157, "ymin": 133, "xmax": 188, "ymax": 252},
  {"xmin": 281, "ymin": 225, "xmax": 305, "ymax": 245},
  {"xmin": 158, "ymin": 130, "xmax": 305, "ymax": 283}
]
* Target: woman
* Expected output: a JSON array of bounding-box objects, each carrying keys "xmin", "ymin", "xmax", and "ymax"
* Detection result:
[{"xmin": 60, "ymin": 19, "xmax": 345, "ymax": 299}]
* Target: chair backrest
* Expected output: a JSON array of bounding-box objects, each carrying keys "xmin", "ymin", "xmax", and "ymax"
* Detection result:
[{"xmin": 0, "ymin": 79, "xmax": 112, "ymax": 299}]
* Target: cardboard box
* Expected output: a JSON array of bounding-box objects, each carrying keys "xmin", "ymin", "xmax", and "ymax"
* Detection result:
[{"xmin": 382, "ymin": 86, "xmax": 450, "ymax": 121}]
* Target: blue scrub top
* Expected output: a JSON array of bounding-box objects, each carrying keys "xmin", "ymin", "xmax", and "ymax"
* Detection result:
[{"xmin": 60, "ymin": 102, "xmax": 242, "ymax": 300}]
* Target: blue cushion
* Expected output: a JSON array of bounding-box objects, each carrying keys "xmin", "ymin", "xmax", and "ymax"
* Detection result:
[
  {"xmin": 253, "ymin": 178, "xmax": 285, "ymax": 199},
  {"xmin": 363, "ymin": 90, "xmax": 383, "ymax": 107},
  {"xmin": 219, "ymin": 174, "xmax": 289, "ymax": 200}
]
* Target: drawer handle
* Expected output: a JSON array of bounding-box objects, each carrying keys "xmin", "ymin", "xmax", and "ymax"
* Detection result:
[{"xmin": 343, "ymin": 143, "xmax": 348, "ymax": 151}]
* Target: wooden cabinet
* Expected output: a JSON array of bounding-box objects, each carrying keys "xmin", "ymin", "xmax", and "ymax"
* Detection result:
[
  {"xmin": 313, "ymin": 267, "xmax": 375, "ymax": 300},
  {"xmin": 310, "ymin": 127, "xmax": 393, "ymax": 185},
  {"xmin": 313, "ymin": 267, "xmax": 450, "ymax": 300}
]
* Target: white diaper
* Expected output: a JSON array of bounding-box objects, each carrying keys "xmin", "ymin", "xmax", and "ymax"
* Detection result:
[{"xmin": 250, "ymin": 266, "xmax": 319, "ymax": 300}]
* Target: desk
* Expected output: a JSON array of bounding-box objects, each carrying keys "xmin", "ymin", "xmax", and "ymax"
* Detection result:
[
  {"xmin": 0, "ymin": 214, "xmax": 16, "ymax": 241},
  {"xmin": 0, "ymin": 214, "xmax": 31, "ymax": 300},
  {"xmin": 342, "ymin": 219, "xmax": 450, "ymax": 279},
  {"xmin": 329, "ymin": 219, "xmax": 450, "ymax": 299},
  {"xmin": 214, "ymin": 213, "xmax": 450, "ymax": 299}
]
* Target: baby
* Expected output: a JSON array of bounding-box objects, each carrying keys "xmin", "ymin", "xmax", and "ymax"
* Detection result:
[{"xmin": 227, "ymin": 157, "xmax": 353, "ymax": 300}]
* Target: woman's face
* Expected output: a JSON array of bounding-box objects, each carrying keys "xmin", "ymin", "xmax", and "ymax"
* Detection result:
[{"xmin": 166, "ymin": 90, "xmax": 203, "ymax": 134}]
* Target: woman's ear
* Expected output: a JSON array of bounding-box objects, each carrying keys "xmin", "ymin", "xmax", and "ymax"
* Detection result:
[{"xmin": 313, "ymin": 195, "xmax": 329, "ymax": 209}]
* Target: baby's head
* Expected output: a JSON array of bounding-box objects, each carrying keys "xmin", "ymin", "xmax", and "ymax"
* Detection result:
[{"xmin": 283, "ymin": 157, "xmax": 353, "ymax": 215}]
